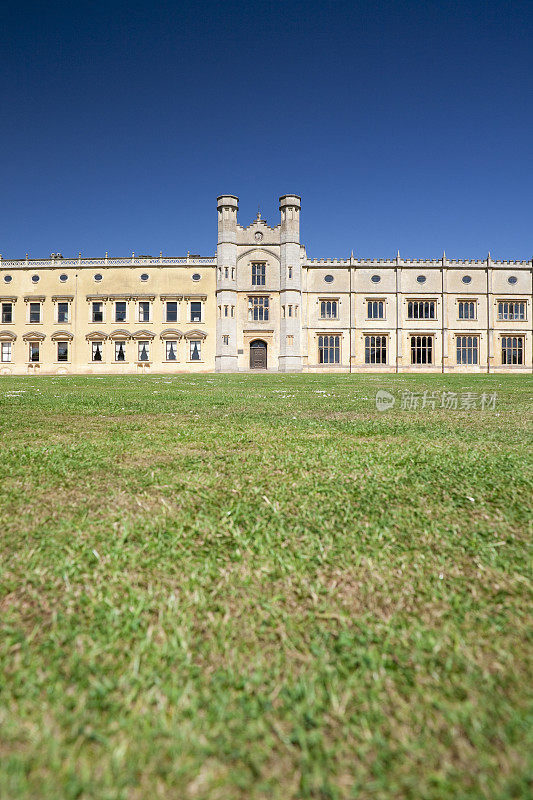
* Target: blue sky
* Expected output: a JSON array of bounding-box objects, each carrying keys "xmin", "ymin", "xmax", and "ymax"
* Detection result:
[{"xmin": 1, "ymin": 0, "xmax": 532, "ymax": 259}]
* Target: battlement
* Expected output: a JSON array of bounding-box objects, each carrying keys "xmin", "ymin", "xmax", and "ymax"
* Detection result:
[{"xmin": 0, "ymin": 255, "xmax": 216, "ymax": 269}]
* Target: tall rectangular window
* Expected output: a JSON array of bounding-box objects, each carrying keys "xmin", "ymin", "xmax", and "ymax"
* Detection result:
[
  {"xmin": 318, "ymin": 335, "xmax": 340, "ymax": 364},
  {"xmin": 190, "ymin": 340, "xmax": 201, "ymax": 360},
  {"xmin": 115, "ymin": 341, "xmax": 126, "ymax": 362},
  {"xmin": 1, "ymin": 303, "xmax": 13, "ymax": 323},
  {"xmin": 57, "ymin": 302, "xmax": 69, "ymax": 323},
  {"xmin": 458, "ymin": 301, "xmax": 476, "ymax": 320},
  {"xmin": 248, "ymin": 296, "xmax": 269, "ymax": 321},
  {"xmin": 138, "ymin": 340, "xmax": 150, "ymax": 361},
  {"xmin": 367, "ymin": 300, "xmax": 385, "ymax": 319},
  {"xmin": 411, "ymin": 335, "xmax": 433, "ymax": 364},
  {"xmin": 251, "ymin": 263, "xmax": 266, "ymax": 286},
  {"xmin": 190, "ymin": 301, "xmax": 202, "ymax": 323},
  {"xmin": 1, "ymin": 342, "xmax": 12, "ymax": 362},
  {"xmin": 501, "ymin": 336, "xmax": 524, "ymax": 365},
  {"xmin": 456, "ymin": 335, "xmax": 478, "ymax": 364},
  {"xmin": 92, "ymin": 302, "xmax": 103, "ymax": 323},
  {"xmin": 320, "ymin": 300, "xmax": 338, "ymax": 319},
  {"xmin": 166, "ymin": 340, "xmax": 178, "ymax": 361},
  {"xmin": 166, "ymin": 301, "xmax": 178, "ymax": 322},
  {"xmin": 115, "ymin": 301, "xmax": 127, "ymax": 323},
  {"xmin": 222, "ymin": 335, "xmax": 229, "ymax": 345},
  {"xmin": 498, "ymin": 301, "xmax": 526, "ymax": 320},
  {"xmin": 92, "ymin": 341, "xmax": 103, "ymax": 361},
  {"xmin": 57, "ymin": 341, "xmax": 69, "ymax": 362},
  {"xmin": 407, "ymin": 300, "xmax": 436, "ymax": 319},
  {"xmin": 29, "ymin": 342, "xmax": 40, "ymax": 362},
  {"xmin": 29, "ymin": 303, "xmax": 41, "ymax": 323},
  {"xmin": 138, "ymin": 301, "xmax": 150, "ymax": 323},
  {"xmin": 365, "ymin": 335, "xmax": 387, "ymax": 364}
]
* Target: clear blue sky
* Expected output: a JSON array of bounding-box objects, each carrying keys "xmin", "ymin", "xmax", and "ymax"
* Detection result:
[{"xmin": 1, "ymin": 0, "xmax": 532, "ymax": 260}]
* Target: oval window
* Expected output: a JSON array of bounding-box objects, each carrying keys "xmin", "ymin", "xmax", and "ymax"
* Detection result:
[
  {"xmin": 371, "ymin": 274, "xmax": 381, "ymax": 283},
  {"xmin": 94, "ymin": 273, "xmax": 103, "ymax": 282},
  {"xmin": 31, "ymin": 274, "xmax": 40, "ymax": 283},
  {"xmin": 59, "ymin": 274, "xmax": 68, "ymax": 282},
  {"xmin": 462, "ymin": 275, "xmax": 472, "ymax": 284},
  {"xmin": 192, "ymin": 273, "xmax": 201, "ymax": 281},
  {"xmin": 4, "ymin": 275, "xmax": 12, "ymax": 283},
  {"xmin": 324, "ymin": 274, "xmax": 334, "ymax": 283},
  {"xmin": 416, "ymin": 275, "xmax": 426, "ymax": 284},
  {"xmin": 140, "ymin": 273, "xmax": 149, "ymax": 281},
  {"xmin": 508, "ymin": 276, "xmax": 518, "ymax": 285}
]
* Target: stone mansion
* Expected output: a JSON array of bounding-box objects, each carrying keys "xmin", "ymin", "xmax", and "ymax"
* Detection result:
[{"xmin": 0, "ymin": 194, "xmax": 531, "ymax": 375}]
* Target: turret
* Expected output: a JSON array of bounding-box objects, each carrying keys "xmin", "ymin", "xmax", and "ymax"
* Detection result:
[
  {"xmin": 215, "ymin": 195, "xmax": 239, "ymax": 371},
  {"xmin": 279, "ymin": 194, "xmax": 302, "ymax": 371}
]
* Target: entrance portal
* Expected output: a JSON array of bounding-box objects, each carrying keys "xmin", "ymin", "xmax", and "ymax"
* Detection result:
[{"xmin": 250, "ymin": 339, "xmax": 267, "ymax": 369}]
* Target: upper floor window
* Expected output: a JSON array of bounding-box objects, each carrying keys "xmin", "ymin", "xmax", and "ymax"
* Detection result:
[
  {"xmin": 501, "ymin": 336, "xmax": 524, "ymax": 365},
  {"xmin": 252, "ymin": 263, "xmax": 266, "ymax": 286},
  {"xmin": 59, "ymin": 274, "xmax": 68, "ymax": 283},
  {"xmin": 1, "ymin": 342, "xmax": 12, "ymax": 362},
  {"xmin": 138, "ymin": 301, "xmax": 151, "ymax": 323},
  {"xmin": 1, "ymin": 302, "xmax": 13, "ymax": 324},
  {"xmin": 456, "ymin": 335, "xmax": 478, "ymax": 365},
  {"xmin": 507, "ymin": 276, "xmax": 518, "ymax": 285},
  {"xmin": 4, "ymin": 275, "xmax": 12, "ymax": 283},
  {"xmin": 318, "ymin": 334, "xmax": 340, "ymax": 364},
  {"xmin": 498, "ymin": 301, "xmax": 526, "ymax": 320},
  {"xmin": 248, "ymin": 296, "xmax": 269, "ymax": 322},
  {"xmin": 371, "ymin": 275, "xmax": 381, "ymax": 283},
  {"xmin": 320, "ymin": 299, "xmax": 338, "ymax": 319},
  {"xmin": 31, "ymin": 275, "xmax": 40, "ymax": 283},
  {"xmin": 407, "ymin": 300, "xmax": 436, "ymax": 319},
  {"xmin": 416, "ymin": 275, "xmax": 426, "ymax": 284},
  {"xmin": 223, "ymin": 335, "xmax": 229, "ymax": 345},
  {"xmin": 57, "ymin": 302, "xmax": 69, "ymax": 323},
  {"xmin": 458, "ymin": 301, "xmax": 476, "ymax": 320},
  {"xmin": 94, "ymin": 273, "xmax": 103, "ymax": 282},
  {"xmin": 166, "ymin": 301, "xmax": 178, "ymax": 322},
  {"xmin": 288, "ymin": 267, "xmax": 293, "ymax": 279},
  {"xmin": 190, "ymin": 301, "xmax": 202, "ymax": 323},
  {"xmin": 114, "ymin": 301, "xmax": 127, "ymax": 322},
  {"xmin": 367, "ymin": 300, "xmax": 384, "ymax": 319},
  {"xmin": 411, "ymin": 335, "xmax": 433, "ymax": 364},
  {"xmin": 92, "ymin": 302, "xmax": 103, "ymax": 323},
  {"xmin": 57, "ymin": 341, "xmax": 69, "ymax": 362},
  {"xmin": 365, "ymin": 335, "xmax": 387, "ymax": 364},
  {"xmin": 140, "ymin": 273, "xmax": 149, "ymax": 282},
  {"xmin": 29, "ymin": 302, "xmax": 41, "ymax": 323},
  {"xmin": 192, "ymin": 273, "xmax": 201, "ymax": 282}
]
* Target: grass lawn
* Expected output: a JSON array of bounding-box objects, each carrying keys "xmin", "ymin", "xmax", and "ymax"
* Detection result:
[{"xmin": 0, "ymin": 373, "xmax": 531, "ymax": 800}]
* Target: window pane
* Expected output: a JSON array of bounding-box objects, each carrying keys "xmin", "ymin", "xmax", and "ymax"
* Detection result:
[
  {"xmin": 166, "ymin": 340, "xmax": 177, "ymax": 360},
  {"xmin": 166, "ymin": 301, "xmax": 178, "ymax": 322},
  {"xmin": 92, "ymin": 303, "xmax": 103, "ymax": 323},
  {"xmin": 139, "ymin": 302, "xmax": 150, "ymax": 322},
  {"xmin": 57, "ymin": 342, "xmax": 68, "ymax": 361},
  {"xmin": 138, "ymin": 341, "xmax": 149, "ymax": 361},
  {"xmin": 115, "ymin": 341, "xmax": 126, "ymax": 361},
  {"xmin": 190, "ymin": 340, "xmax": 201, "ymax": 360},
  {"xmin": 1, "ymin": 342, "xmax": 12, "ymax": 362},
  {"xmin": 115, "ymin": 302, "xmax": 127, "ymax": 322},
  {"xmin": 30, "ymin": 303, "xmax": 41, "ymax": 323},
  {"xmin": 2, "ymin": 303, "xmax": 13, "ymax": 323},
  {"xmin": 190, "ymin": 301, "xmax": 202, "ymax": 322},
  {"xmin": 57, "ymin": 302, "xmax": 69, "ymax": 323},
  {"xmin": 92, "ymin": 342, "xmax": 103, "ymax": 361}
]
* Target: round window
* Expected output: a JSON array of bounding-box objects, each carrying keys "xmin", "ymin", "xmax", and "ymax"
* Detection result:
[
  {"xmin": 94, "ymin": 273, "xmax": 103, "ymax": 282},
  {"xmin": 371, "ymin": 274, "xmax": 381, "ymax": 283},
  {"xmin": 140, "ymin": 273, "xmax": 149, "ymax": 281},
  {"xmin": 4, "ymin": 275, "xmax": 12, "ymax": 283},
  {"xmin": 462, "ymin": 275, "xmax": 472, "ymax": 284},
  {"xmin": 324, "ymin": 274, "xmax": 334, "ymax": 283},
  {"xmin": 508, "ymin": 276, "xmax": 518, "ymax": 285},
  {"xmin": 192, "ymin": 273, "xmax": 201, "ymax": 281},
  {"xmin": 59, "ymin": 274, "xmax": 68, "ymax": 282},
  {"xmin": 31, "ymin": 275, "xmax": 40, "ymax": 283},
  {"xmin": 416, "ymin": 275, "xmax": 426, "ymax": 284}
]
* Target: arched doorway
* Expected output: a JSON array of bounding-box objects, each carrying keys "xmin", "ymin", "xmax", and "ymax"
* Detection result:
[{"xmin": 250, "ymin": 339, "xmax": 267, "ymax": 369}]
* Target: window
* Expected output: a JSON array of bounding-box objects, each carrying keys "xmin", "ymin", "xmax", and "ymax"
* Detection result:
[
  {"xmin": 367, "ymin": 300, "xmax": 384, "ymax": 319},
  {"xmin": 166, "ymin": 340, "xmax": 178, "ymax": 361},
  {"xmin": 59, "ymin": 274, "xmax": 68, "ymax": 282},
  {"xmin": 407, "ymin": 300, "xmax": 436, "ymax": 319},
  {"xmin": 166, "ymin": 301, "xmax": 178, "ymax": 322},
  {"xmin": 92, "ymin": 341, "xmax": 103, "ymax": 361},
  {"xmin": 411, "ymin": 335, "xmax": 433, "ymax": 364},
  {"xmin": 190, "ymin": 340, "xmax": 201, "ymax": 360},
  {"xmin": 1, "ymin": 302, "xmax": 13, "ymax": 323},
  {"xmin": 501, "ymin": 336, "xmax": 524, "ymax": 365},
  {"xmin": 29, "ymin": 342, "xmax": 40, "ymax": 362},
  {"xmin": 287, "ymin": 335, "xmax": 294, "ymax": 346},
  {"xmin": 29, "ymin": 303, "xmax": 41, "ymax": 323},
  {"xmin": 92, "ymin": 302, "xmax": 103, "ymax": 323},
  {"xmin": 288, "ymin": 305, "xmax": 293, "ymax": 317},
  {"xmin": 288, "ymin": 267, "xmax": 293, "ymax": 279},
  {"xmin": 138, "ymin": 340, "xmax": 150, "ymax": 361},
  {"xmin": 456, "ymin": 335, "xmax": 478, "ymax": 365},
  {"xmin": 320, "ymin": 300, "xmax": 338, "ymax": 319},
  {"xmin": 498, "ymin": 301, "xmax": 526, "ymax": 320},
  {"xmin": 508, "ymin": 276, "xmax": 518, "ymax": 285},
  {"xmin": 1, "ymin": 342, "xmax": 12, "ymax": 362},
  {"xmin": 252, "ymin": 263, "xmax": 266, "ymax": 286},
  {"xmin": 138, "ymin": 301, "xmax": 150, "ymax": 322},
  {"xmin": 190, "ymin": 301, "xmax": 202, "ymax": 323},
  {"xmin": 115, "ymin": 341, "xmax": 126, "ymax": 362},
  {"xmin": 365, "ymin": 335, "xmax": 387, "ymax": 364},
  {"xmin": 458, "ymin": 301, "xmax": 476, "ymax": 320},
  {"xmin": 223, "ymin": 335, "xmax": 229, "ymax": 345},
  {"xmin": 57, "ymin": 302, "xmax": 69, "ymax": 323},
  {"xmin": 462, "ymin": 275, "xmax": 472, "ymax": 284},
  {"xmin": 224, "ymin": 267, "xmax": 229, "ymax": 279},
  {"xmin": 57, "ymin": 341, "xmax": 69, "ymax": 362},
  {"xmin": 4, "ymin": 275, "xmax": 12, "ymax": 283},
  {"xmin": 140, "ymin": 273, "xmax": 149, "ymax": 282},
  {"xmin": 94, "ymin": 273, "xmax": 102, "ymax": 282},
  {"xmin": 371, "ymin": 275, "xmax": 381, "ymax": 283},
  {"xmin": 192, "ymin": 273, "xmax": 201, "ymax": 282},
  {"xmin": 231, "ymin": 306, "xmax": 234, "ymax": 317},
  {"xmin": 324, "ymin": 275, "xmax": 334, "ymax": 283},
  {"xmin": 248, "ymin": 296, "xmax": 269, "ymax": 321},
  {"xmin": 416, "ymin": 275, "xmax": 426, "ymax": 284},
  {"xmin": 31, "ymin": 275, "xmax": 40, "ymax": 283},
  {"xmin": 115, "ymin": 301, "xmax": 127, "ymax": 323},
  {"xmin": 224, "ymin": 305, "xmax": 229, "ymax": 317},
  {"xmin": 318, "ymin": 335, "xmax": 340, "ymax": 364}
]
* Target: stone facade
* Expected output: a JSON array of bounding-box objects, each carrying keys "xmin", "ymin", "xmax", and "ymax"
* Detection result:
[{"xmin": 0, "ymin": 194, "xmax": 531, "ymax": 375}]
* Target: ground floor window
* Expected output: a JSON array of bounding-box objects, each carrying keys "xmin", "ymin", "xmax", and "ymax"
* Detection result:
[
  {"xmin": 318, "ymin": 335, "xmax": 340, "ymax": 364},
  {"xmin": 115, "ymin": 341, "xmax": 126, "ymax": 362},
  {"xmin": 190, "ymin": 340, "xmax": 201, "ymax": 361},
  {"xmin": 501, "ymin": 336, "xmax": 524, "ymax": 365},
  {"xmin": 138, "ymin": 341, "xmax": 150, "ymax": 361},
  {"xmin": 365, "ymin": 335, "xmax": 387, "ymax": 364},
  {"xmin": 57, "ymin": 341, "xmax": 69, "ymax": 362},
  {"xmin": 411, "ymin": 335, "xmax": 433, "ymax": 364},
  {"xmin": 29, "ymin": 342, "xmax": 40, "ymax": 362},
  {"xmin": 92, "ymin": 341, "xmax": 103, "ymax": 361},
  {"xmin": 1, "ymin": 341, "xmax": 12, "ymax": 362},
  {"xmin": 166, "ymin": 340, "xmax": 178, "ymax": 360},
  {"xmin": 456, "ymin": 335, "xmax": 478, "ymax": 365}
]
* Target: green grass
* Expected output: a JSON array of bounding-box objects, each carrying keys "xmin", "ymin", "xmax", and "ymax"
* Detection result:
[{"xmin": 0, "ymin": 374, "xmax": 531, "ymax": 800}]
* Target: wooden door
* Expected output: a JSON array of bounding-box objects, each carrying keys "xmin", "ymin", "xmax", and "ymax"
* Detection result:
[{"xmin": 250, "ymin": 340, "xmax": 267, "ymax": 369}]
